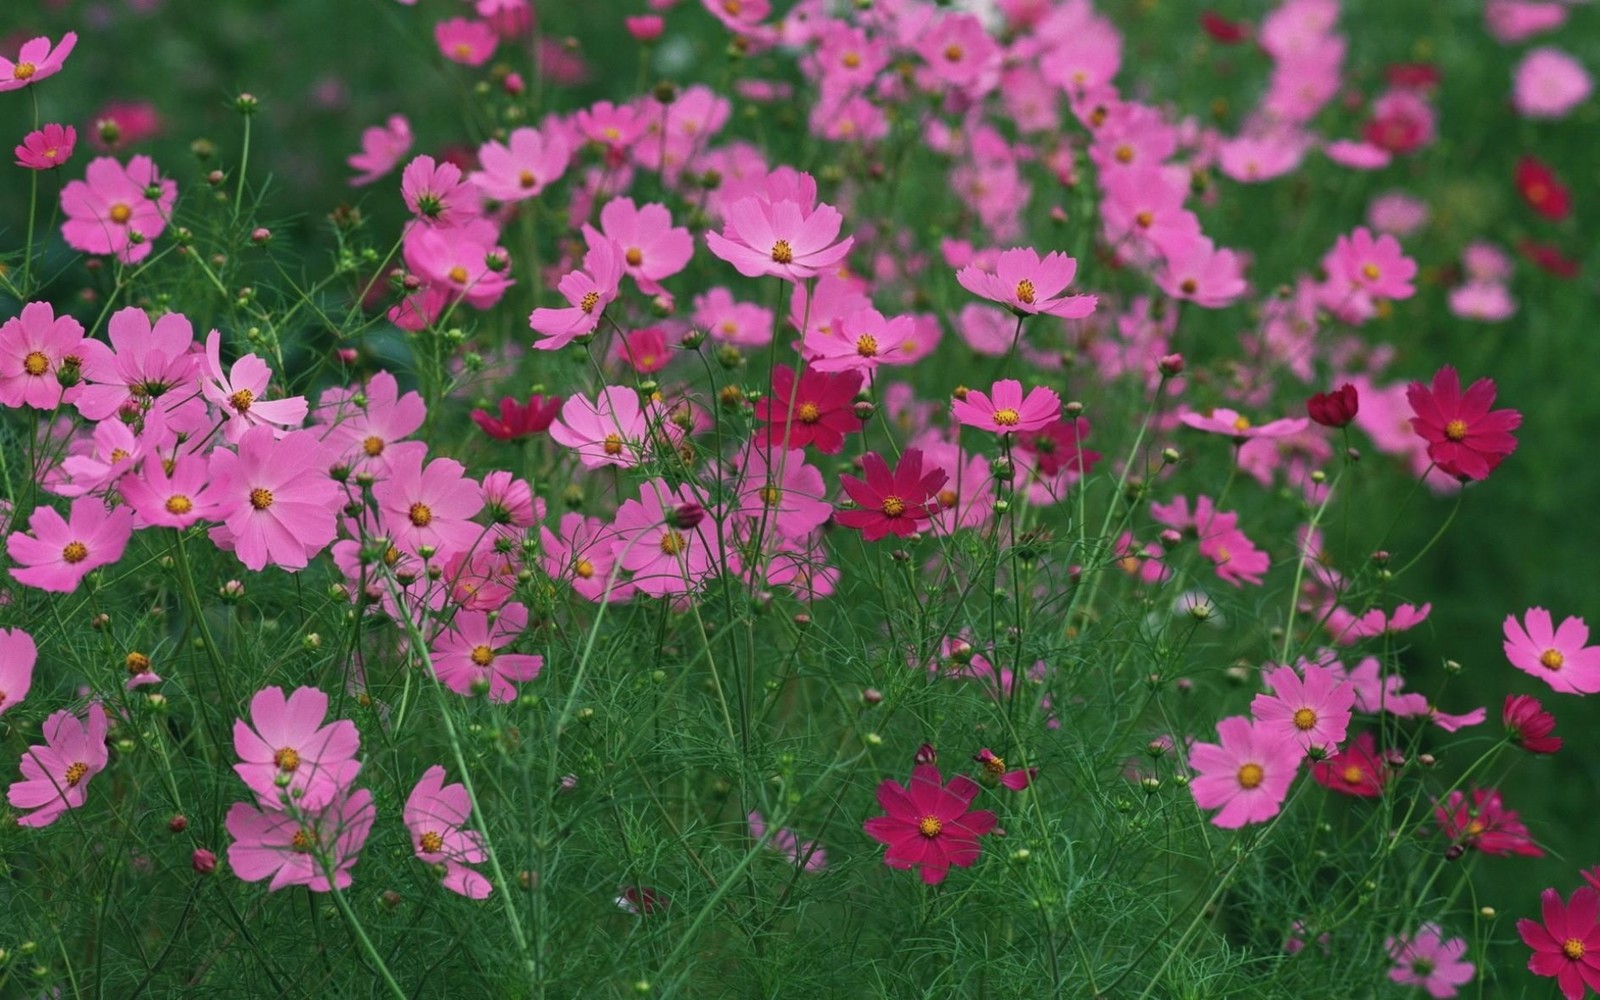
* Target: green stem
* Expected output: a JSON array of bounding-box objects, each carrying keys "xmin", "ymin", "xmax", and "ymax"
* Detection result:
[{"xmin": 327, "ymin": 882, "xmax": 408, "ymax": 1000}]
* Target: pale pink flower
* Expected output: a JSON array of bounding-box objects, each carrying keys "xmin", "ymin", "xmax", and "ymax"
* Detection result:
[
  {"xmin": 1253, "ymin": 663, "xmax": 1355, "ymax": 756},
  {"xmin": 373, "ymin": 452, "xmax": 485, "ymax": 559},
  {"xmin": 528, "ymin": 238, "xmax": 624, "ymax": 349},
  {"xmin": 1188, "ymin": 715, "xmax": 1299, "ymax": 828},
  {"xmin": 232, "ymin": 685, "xmax": 363, "ymax": 812},
  {"xmin": 430, "ymin": 602, "xmax": 542, "ymax": 702},
  {"xmin": 401, "ymin": 155, "xmax": 477, "ymax": 228},
  {"xmin": 347, "ymin": 115, "xmax": 412, "ymax": 187},
  {"xmin": 1387, "ymin": 924, "xmax": 1475, "ymax": 998},
  {"xmin": 955, "ymin": 247, "xmax": 1096, "ymax": 319},
  {"xmin": 748, "ymin": 811, "xmax": 827, "ymax": 872},
  {"xmin": 548, "ymin": 386, "xmax": 648, "ymax": 469},
  {"xmin": 7, "ymin": 496, "xmax": 134, "ymax": 593},
  {"xmin": 952, "ymin": 380, "xmax": 1060, "ymax": 435},
  {"xmin": 8, "ymin": 702, "xmax": 107, "ymax": 827},
  {"xmin": 60, "ymin": 155, "xmax": 177, "ymax": 264},
  {"xmin": 73, "ymin": 306, "xmax": 198, "ymax": 422},
  {"xmin": 588, "ymin": 198, "xmax": 693, "ymax": 294},
  {"xmin": 405, "ymin": 766, "xmax": 492, "ymax": 898},
  {"xmin": 469, "ymin": 126, "xmax": 569, "ymax": 202},
  {"xmin": 435, "ymin": 18, "xmax": 498, "ymax": 66},
  {"xmin": 1181, "ymin": 407, "xmax": 1309, "ymax": 442},
  {"xmin": 14, "ymin": 123, "xmax": 76, "ymax": 170},
  {"xmin": 0, "ymin": 32, "xmax": 78, "ymax": 92},
  {"xmin": 0, "ymin": 301, "xmax": 84, "ymax": 410},
  {"xmin": 0, "ymin": 628, "xmax": 36, "ymax": 717},
  {"xmin": 208, "ymin": 427, "xmax": 340, "ymax": 572},
  {"xmin": 226, "ymin": 788, "xmax": 375, "ymax": 892},
  {"xmin": 202, "ymin": 331, "xmax": 307, "ymax": 440},
  {"xmin": 705, "ymin": 174, "xmax": 853, "ymax": 281},
  {"xmin": 1513, "ymin": 47, "xmax": 1593, "ymax": 119},
  {"xmin": 1504, "ymin": 607, "xmax": 1600, "ymax": 695}
]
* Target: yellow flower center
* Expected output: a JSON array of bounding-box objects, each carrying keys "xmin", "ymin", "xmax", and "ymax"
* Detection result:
[
  {"xmin": 249, "ymin": 487, "xmax": 273, "ymax": 510},
  {"xmin": 993, "ymin": 408, "xmax": 1020, "ymax": 426},
  {"xmin": 1292, "ymin": 707, "xmax": 1317, "ymax": 731},
  {"xmin": 13, "ymin": 62, "xmax": 37, "ymax": 80},
  {"xmin": 409, "ymin": 502, "xmax": 433, "ymax": 527},
  {"xmin": 1180, "ymin": 278, "xmax": 1198, "ymax": 295},
  {"xmin": 796, "ymin": 401, "xmax": 821, "ymax": 423},
  {"xmin": 1540, "ymin": 649, "xmax": 1564, "ymax": 671},
  {"xmin": 881, "ymin": 495, "xmax": 905, "ymax": 517},
  {"xmin": 918, "ymin": 815, "xmax": 943, "ymax": 837},
  {"xmin": 274, "ymin": 747, "xmax": 300, "ymax": 772},
  {"xmin": 603, "ymin": 433, "xmax": 624, "ymax": 455},
  {"xmin": 1135, "ymin": 210, "xmax": 1153, "ymax": 228},
  {"xmin": 580, "ymin": 290, "xmax": 601, "ymax": 313},
  {"xmin": 1015, "ymin": 279, "xmax": 1036, "ymax": 305},
  {"xmin": 420, "ymin": 831, "xmax": 445, "ymax": 853},
  {"xmin": 22, "ymin": 351, "xmax": 49, "ymax": 376},
  {"xmin": 109, "ymin": 203, "xmax": 132, "ymax": 224},
  {"xmin": 518, "ymin": 170, "xmax": 537, "ymax": 189},
  {"xmin": 855, "ymin": 334, "xmax": 879, "ymax": 357},
  {"xmin": 574, "ymin": 558, "xmax": 595, "ymax": 579},
  {"xmin": 938, "ymin": 488, "xmax": 957, "ymax": 507},
  {"xmin": 1232, "ymin": 415, "xmax": 1251, "ymax": 432},
  {"xmin": 842, "ymin": 51, "xmax": 861, "ymax": 69},
  {"xmin": 1341, "ymin": 765, "xmax": 1364, "ymax": 785},
  {"xmin": 64, "ymin": 761, "xmax": 89, "ymax": 786},
  {"xmin": 453, "ymin": 42, "xmax": 474, "ymax": 59},
  {"xmin": 1564, "ymin": 939, "xmax": 1586, "ymax": 961},
  {"xmin": 1115, "ymin": 144, "xmax": 1134, "ymax": 164},
  {"xmin": 448, "ymin": 265, "xmax": 470, "ymax": 284},
  {"xmin": 1443, "ymin": 419, "xmax": 1468, "ymax": 442},
  {"xmin": 982, "ymin": 754, "xmax": 1006, "ymax": 776},
  {"xmin": 943, "ymin": 44, "xmax": 964, "ymax": 62},
  {"xmin": 164, "ymin": 494, "xmax": 194, "ymax": 517},
  {"xmin": 770, "ymin": 240, "xmax": 794, "ymax": 264},
  {"xmin": 469, "ymin": 644, "xmax": 495, "ymax": 667},
  {"xmin": 659, "ymin": 530, "xmax": 686, "ymax": 556},
  {"xmin": 626, "ymin": 247, "xmax": 643, "ymax": 267},
  {"xmin": 1236, "ymin": 763, "xmax": 1264, "ymax": 789},
  {"xmin": 126, "ymin": 652, "xmax": 151, "ymax": 675},
  {"xmin": 291, "ymin": 829, "xmax": 314, "ymax": 853},
  {"xmin": 759, "ymin": 484, "xmax": 781, "ymax": 505},
  {"xmin": 1360, "ymin": 263, "xmax": 1380, "ymax": 281},
  {"xmin": 229, "ymin": 388, "xmax": 254, "ymax": 413},
  {"xmin": 363, "ymin": 435, "xmax": 385, "ymax": 457},
  {"xmin": 61, "ymin": 540, "xmax": 89, "ymax": 563}
]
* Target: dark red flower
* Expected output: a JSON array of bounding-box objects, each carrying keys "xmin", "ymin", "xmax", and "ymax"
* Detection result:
[
  {"xmin": 1518, "ymin": 237, "xmax": 1581, "ymax": 279},
  {"xmin": 1017, "ymin": 415, "xmax": 1100, "ymax": 477},
  {"xmin": 1434, "ymin": 787, "xmax": 1543, "ymax": 857},
  {"xmin": 754, "ymin": 364, "xmax": 862, "ymax": 455},
  {"xmin": 862, "ymin": 763, "xmax": 997, "ymax": 885},
  {"xmin": 1406, "ymin": 366, "xmax": 1521, "ymax": 481},
  {"xmin": 471, "ymin": 394, "xmax": 563, "ymax": 440},
  {"xmin": 1504, "ymin": 694, "xmax": 1562, "ymax": 754},
  {"xmin": 1199, "ymin": 10, "xmax": 1251, "ymax": 44},
  {"xmin": 1306, "ymin": 383, "xmax": 1359, "ymax": 428},
  {"xmin": 1516, "ymin": 156, "xmax": 1572, "ymax": 222},
  {"xmin": 1386, "ymin": 62, "xmax": 1440, "ymax": 90},
  {"xmin": 1311, "ymin": 731, "xmax": 1387, "ymax": 797},
  {"xmin": 835, "ymin": 449, "xmax": 946, "ymax": 541}
]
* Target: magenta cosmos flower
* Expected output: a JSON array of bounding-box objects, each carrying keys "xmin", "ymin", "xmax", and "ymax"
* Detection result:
[
  {"xmin": 208, "ymin": 426, "xmax": 340, "ymax": 572},
  {"xmin": 1504, "ymin": 694, "xmax": 1562, "ymax": 754},
  {"xmin": 1406, "ymin": 366, "xmax": 1521, "ymax": 481},
  {"xmin": 15, "ymin": 123, "xmax": 76, "ymax": 171},
  {"xmin": 610, "ymin": 479, "xmax": 733, "ymax": 598},
  {"xmin": 0, "ymin": 32, "xmax": 77, "ymax": 92},
  {"xmin": 0, "ymin": 628, "xmax": 36, "ymax": 717},
  {"xmin": 0, "ymin": 301, "xmax": 84, "ymax": 410},
  {"xmin": 1387, "ymin": 923, "xmax": 1475, "ymax": 999},
  {"xmin": 1519, "ymin": 887, "xmax": 1600, "ymax": 1000},
  {"xmin": 1503, "ymin": 607, "xmax": 1600, "ymax": 695},
  {"xmin": 863, "ymin": 763, "xmax": 997, "ymax": 885},
  {"xmin": 529, "ymin": 238, "xmax": 624, "ymax": 350},
  {"xmin": 705, "ymin": 186, "xmax": 854, "ymax": 281},
  {"xmin": 955, "ymin": 248, "xmax": 1096, "ymax": 319},
  {"xmin": 405, "ymin": 765, "xmax": 492, "ymax": 898},
  {"xmin": 470, "ymin": 125, "xmax": 569, "ymax": 202},
  {"xmin": 61, "ymin": 155, "xmax": 177, "ymax": 265},
  {"xmin": 8, "ymin": 702, "xmax": 107, "ymax": 828},
  {"xmin": 1188, "ymin": 715, "xmax": 1299, "ymax": 828},
  {"xmin": 1251, "ymin": 663, "xmax": 1355, "ymax": 757},
  {"xmin": 7, "ymin": 496, "xmax": 134, "ymax": 593},
  {"xmin": 233, "ymin": 685, "xmax": 363, "ymax": 812},
  {"xmin": 430, "ymin": 601, "xmax": 543, "ymax": 702},
  {"xmin": 374, "ymin": 452, "xmax": 485, "ymax": 560},
  {"xmin": 471, "ymin": 393, "xmax": 562, "ymax": 441},
  {"xmin": 835, "ymin": 449, "xmax": 947, "ymax": 542},
  {"xmin": 953, "ymin": 380, "xmax": 1060, "ymax": 435},
  {"xmin": 435, "ymin": 17, "xmax": 498, "ymax": 66},
  {"xmin": 226, "ymin": 787, "xmax": 375, "ymax": 893},
  {"xmin": 347, "ymin": 115, "xmax": 412, "ymax": 187},
  {"xmin": 749, "ymin": 811, "xmax": 827, "ymax": 872},
  {"xmin": 1435, "ymin": 787, "xmax": 1542, "ymax": 857},
  {"xmin": 202, "ymin": 331, "xmax": 308, "ymax": 441}
]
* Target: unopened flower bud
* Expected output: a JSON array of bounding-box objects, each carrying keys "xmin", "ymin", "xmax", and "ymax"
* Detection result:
[
  {"xmin": 168, "ymin": 814, "xmax": 188, "ymax": 834},
  {"xmin": 670, "ymin": 502, "xmax": 704, "ymax": 530},
  {"xmin": 853, "ymin": 401, "xmax": 875, "ymax": 421},
  {"xmin": 915, "ymin": 742, "xmax": 938, "ymax": 765},
  {"xmin": 234, "ymin": 92, "xmax": 259, "ymax": 114},
  {"xmin": 1158, "ymin": 528, "xmax": 1183, "ymax": 550},
  {"xmin": 250, "ymin": 227, "xmax": 271, "ymax": 246},
  {"xmin": 1158, "ymin": 353, "xmax": 1185, "ymax": 377},
  {"xmin": 192, "ymin": 849, "xmax": 217, "ymax": 874},
  {"xmin": 862, "ymin": 687, "xmax": 883, "ymax": 705}
]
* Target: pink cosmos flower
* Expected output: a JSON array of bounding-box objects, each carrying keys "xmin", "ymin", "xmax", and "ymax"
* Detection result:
[
  {"xmin": 915, "ymin": 13, "xmax": 1000, "ymax": 93},
  {"xmin": 1325, "ymin": 227, "xmax": 1417, "ymax": 300},
  {"xmin": 1487, "ymin": 1, "xmax": 1568, "ymax": 43},
  {"xmin": 0, "ymin": 32, "xmax": 77, "ymax": 92},
  {"xmin": 202, "ymin": 331, "xmax": 307, "ymax": 440},
  {"xmin": 863, "ymin": 763, "xmax": 997, "ymax": 885},
  {"xmin": 528, "ymin": 238, "xmax": 624, "ymax": 349},
  {"xmin": 540, "ymin": 513, "xmax": 632, "ymax": 603},
  {"xmin": 1503, "ymin": 607, "xmax": 1600, "ymax": 695},
  {"xmin": 208, "ymin": 426, "xmax": 340, "ymax": 572},
  {"xmin": 435, "ymin": 18, "xmax": 498, "ymax": 66},
  {"xmin": 0, "ymin": 628, "xmax": 36, "ymax": 717},
  {"xmin": 1337, "ymin": 656, "xmax": 1432, "ymax": 717},
  {"xmin": 1387, "ymin": 924, "xmax": 1475, "ymax": 999},
  {"xmin": 548, "ymin": 386, "xmax": 648, "ymax": 469},
  {"xmin": 1323, "ymin": 139, "xmax": 1392, "ymax": 170},
  {"xmin": 1513, "ymin": 47, "xmax": 1593, "ymax": 119},
  {"xmin": 0, "ymin": 301, "xmax": 84, "ymax": 410},
  {"xmin": 610, "ymin": 479, "xmax": 733, "ymax": 598},
  {"xmin": 430, "ymin": 602, "xmax": 542, "ymax": 702},
  {"xmin": 615, "ymin": 327, "xmax": 671, "ymax": 374},
  {"xmin": 1519, "ymin": 887, "xmax": 1600, "ymax": 1000},
  {"xmin": 61, "ymin": 155, "xmax": 177, "ymax": 264},
  {"xmin": 955, "ymin": 248, "xmax": 1096, "ymax": 320},
  {"xmin": 232, "ymin": 685, "xmax": 362, "ymax": 812},
  {"xmin": 804, "ymin": 307, "xmax": 916, "ymax": 374},
  {"xmin": 972, "ymin": 748, "xmax": 1035, "ymax": 791},
  {"xmin": 1180, "ymin": 407, "xmax": 1309, "ymax": 443},
  {"xmin": 1155, "ymin": 236, "xmax": 1248, "ymax": 308},
  {"xmin": 405, "ymin": 766, "xmax": 492, "ymax": 898},
  {"xmin": 748, "ymin": 811, "xmax": 827, "ymax": 872},
  {"xmin": 952, "ymin": 380, "xmax": 1060, "ymax": 435},
  {"xmin": 589, "ymin": 198, "xmax": 693, "ymax": 294},
  {"xmin": 1252, "ymin": 663, "xmax": 1355, "ymax": 756},
  {"xmin": 120, "ymin": 453, "xmax": 225, "ymax": 529},
  {"xmin": 705, "ymin": 176, "xmax": 853, "ymax": 281},
  {"xmin": 694, "ymin": 287, "xmax": 773, "ymax": 346},
  {"xmin": 575, "ymin": 100, "xmax": 645, "ymax": 153},
  {"xmin": 402, "ymin": 218, "xmax": 513, "ymax": 311},
  {"xmin": 1406, "ymin": 366, "xmax": 1521, "ymax": 481},
  {"xmin": 469, "ymin": 125, "xmax": 569, "ymax": 202},
  {"xmin": 7, "ymin": 702, "xmax": 107, "ymax": 827},
  {"xmin": 15, "ymin": 123, "xmax": 76, "ymax": 170},
  {"xmin": 348, "ymin": 115, "xmax": 412, "ymax": 187},
  {"xmin": 1148, "ymin": 495, "xmax": 1270, "ymax": 587},
  {"xmin": 73, "ymin": 306, "xmax": 198, "ymax": 422},
  {"xmin": 835, "ymin": 449, "xmax": 947, "ymax": 541},
  {"xmin": 730, "ymin": 446, "xmax": 832, "ymax": 539},
  {"xmin": 374, "ymin": 452, "xmax": 484, "ymax": 559},
  {"xmin": 1448, "ymin": 282, "xmax": 1516, "ymax": 322},
  {"xmin": 1188, "ymin": 715, "xmax": 1299, "ymax": 828},
  {"xmin": 312, "ymin": 371, "xmax": 429, "ymax": 480},
  {"xmin": 226, "ymin": 787, "xmax": 375, "ymax": 893},
  {"xmin": 401, "ymin": 155, "xmax": 477, "ymax": 228},
  {"xmin": 7, "ymin": 496, "xmax": 134, "ymax": 593},
  {"xmin": 1435, "ymin": 787, "xmax": 1542, "ymax": 857},
  {"xmin": 1330, "ymin": 602, "xmax": 1433, "ymax": 644}
]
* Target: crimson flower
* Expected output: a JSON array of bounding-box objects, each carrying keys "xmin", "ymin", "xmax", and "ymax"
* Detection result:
[
  {"xmin": 754, "ymin": 364, "xmax": 862, "ymax": 455},
  {"xmin": 471, "ymin": 394, "xmax": 563, "ymax": 440},
  {"xmin": 1199, "ymin": 10, "xmax": 1251, "ymax": 44},
  {"xmin": 1504, "ymin": 694, "xmax": 1562, "ymax": 754},
  {"xmin": 863, "ymin": 763, "xmax": 997, "ymax": 885},
  {"xmin": 1310, "ymin": 731, "xmax": 1388, "ymax": 798},
  {"xmin": 1434, "ymin": 787, "xmax": 1543, "ymax": 857},
  {"xmin": 835, "ymin": 449, "xmax": 947, "ymax": 541},
  {"xmin": 1406, "ymin": 366, "xmax": 1521, "ymax": 481},
  {"xmin": 1516, "ymin": 156, "xmax": 1572, "ymax": 222},
  {"xmin": 1306, "ymin": 383, "xmax": 1359, "ymax": 428},
  {"xmin": 1518, "ymin": 887, "xmax": 1600, "ymax": 1000}
]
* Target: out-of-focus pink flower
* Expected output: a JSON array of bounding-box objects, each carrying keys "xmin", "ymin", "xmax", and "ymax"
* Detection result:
[
  {"xmin": 1513, "ymin": 47, "xmax": 1593, "ymax": 119},
  {"xmin": 348, "ymin": 115, "xmax": 412, "ymax": 187}
]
